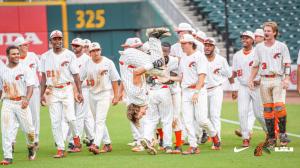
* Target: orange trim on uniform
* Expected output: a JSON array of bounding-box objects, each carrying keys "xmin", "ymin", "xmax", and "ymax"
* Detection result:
[
  {"xmin": 175, "ymin": 131, "xmax": 182, "ymax": 147},
  {"xmin": 9, "ymin": 97, "xmax": 22, "ymax": 101},
  {"xmin": 188, "ymin": 84, "xmax": 196, "ymax": 89},
  {"xmin": 54, "ymin": 82, "xmax": 71, "ymax": 89},
  {"xmin": 274, "ymin": 102, "xmax": 286, "ymax": 118},
  {"xmin": 263, "ymin": 112, "xmax": 275, "ymax": 119},
  {"xmin": 263, "ymin": 103, "xmax": 274, "ymax": 119}
]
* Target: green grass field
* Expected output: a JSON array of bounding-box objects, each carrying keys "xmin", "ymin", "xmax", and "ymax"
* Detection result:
[{"xmin": 2, "ymin": 102, "xmax": 300, "ymax": 168}]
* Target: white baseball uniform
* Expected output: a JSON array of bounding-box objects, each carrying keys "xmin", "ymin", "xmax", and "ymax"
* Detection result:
[
  {"xmin": 170, "ymin": 42, "xmax": 186, "ymax": 58},
  {"xmin": 0, "ymin": 64, "xmax": 35, "ymax": 159},
  {"xmin": 143, "ymin": 77, "xmax": 173, "ymax": 148},
  {"xmin": 40, "ymin": 48, "xmax": 80, "ymax": 150},
  {"xmin": 179, "ymin": 51, "xmax": 217, "ymax": 148},
  {"xmin": 80, "ymin": 56, "xmax": 120, "ymax": 147},
  {"xmin": 206, "ymin": 54, "xmax": 232, "ymax": 139},
  {"xmin": 232, "ymin": 48, "xmax": 267, "ymax": 139},
  {"xmin": 65, "ymin": 53, "xmax": 94, "ymax": 144}
]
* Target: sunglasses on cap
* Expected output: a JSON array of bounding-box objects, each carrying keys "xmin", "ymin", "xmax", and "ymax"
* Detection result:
[{"xmin": 72, "ymin": 44, "xmax": 81, "ymax": 48}]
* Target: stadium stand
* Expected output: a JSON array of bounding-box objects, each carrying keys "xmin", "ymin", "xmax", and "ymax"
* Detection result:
[{"xmin": 187, "ymin": 0, "xmax": 300, "ymax": 63}]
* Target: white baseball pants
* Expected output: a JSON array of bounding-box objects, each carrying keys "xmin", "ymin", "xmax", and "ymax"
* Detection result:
[
  {"xmin": 182, "ymin": 88, "xmax": 217, "ymax": 147},
  {"xmin": 143, "ymin": 88, "xmax": 173, "ymax": 147},
  {"xmin": 1, "ymin": 99, "xmax": 35, "ymax": 159}
]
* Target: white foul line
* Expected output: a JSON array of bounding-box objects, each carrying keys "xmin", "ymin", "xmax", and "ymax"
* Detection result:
[{"xmin": 221, "ymin": 118, "xmax": 300, "ymax": 138}]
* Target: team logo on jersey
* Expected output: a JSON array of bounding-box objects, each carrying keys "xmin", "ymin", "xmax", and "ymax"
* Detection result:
[
  {"xmin": 273, "ymin": 53, "xmax": 281, "ymax": 59},
  {"xmin": 213, "ymin": 68, "xmax": 220, "ymax": 74},
  {"xmin": 119, "ymin": 61, "xmax": 124, "ymax": 65},
  {"xmin": 61, "ymin": 61, "xmax": 70, "ymax": 67},
  {"xmin": 15, "ymin": 74, "xmax": 24, "ymax": 80},
  {"xmin": 29, "ymin": 63, "xmax": 36, "ymax": 68},
  {"xmin": 249, "ymin": 61, "xmax": 253, "ymax": 66},
  {"xmin": 188, "ymin": 61, "xmax": 196, "ymax": 67}
]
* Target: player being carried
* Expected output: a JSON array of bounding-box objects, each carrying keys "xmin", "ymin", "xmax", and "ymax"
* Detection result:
[{"xmin": 119, "ymin": 27, "xmax": 171, "ymax": 155}]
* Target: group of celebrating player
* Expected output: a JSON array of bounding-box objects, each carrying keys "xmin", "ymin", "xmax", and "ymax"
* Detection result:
[{"xmin": 0, "ymin": 20, "xmax": 299, "ymax": 165}]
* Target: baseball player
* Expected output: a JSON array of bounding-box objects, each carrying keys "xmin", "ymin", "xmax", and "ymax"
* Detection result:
[
  {"xmin": 9, "ymin": 37, "xmax": 41, "ymax": 151},
  {"xmin": 66, "ymin": 38, "xmax": 94, "ymax": 152},
  {"xmin": 297, "ymin": 49, "xmax": 300, "ymax": 94},
  {"xmin": 121, "ymin": 28, "xmax": 171, "ymax": 155},
  {"xmin": 40, "ymin": 30, "xmax": 83, "ymax": 158},
  {"xmin": 80, "ymin": 42, "xmax": 120, "ymax": 155},
  {"xmin": 178, "ymin": 34, "xmax": 221, "ymax": 154},
  {"xmin": 193, "ymin": 30, "xmax": 207, "ymax": 54},
  {"xmin": 154, "ymin": 42, "xmax": 184, "ymax": 154},
  {"xmin": 170, "ymin": 23, "xmax": 194, "ymax": 58},
  {"xmin": 249, "ymin": 21, "xmax": 291, "ymax": 147},
  {"xmin": 82, "ymin": 39, "xmax": 91, "ymax": 55},
  {"xmin": 119, "ymin": 38, "xmax": 145, "ymax": 152},
  {"xmin": 231, "ymin": 31, "xmax": 267, "ymax": 147},
  {"xmin": 204, "ymin": 37, "xmax": 232, "ymax": 141},
  {"xmin": 254, "ymin": 29, "xmax": 265, "ymax": 44},
  {"xmin": 0, "ymin": 46, "xmax": 37, "ymax": 165}
]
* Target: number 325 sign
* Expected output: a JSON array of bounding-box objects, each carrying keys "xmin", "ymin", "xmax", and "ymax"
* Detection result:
[{"xmin": 75, "ymin": 9, "xmax": 105, "ymax": 29}]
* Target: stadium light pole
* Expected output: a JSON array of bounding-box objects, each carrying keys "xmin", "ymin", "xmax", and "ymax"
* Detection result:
[{"xmin": 224, "ymin": 0, "xmax": 230, "ymax": 63}]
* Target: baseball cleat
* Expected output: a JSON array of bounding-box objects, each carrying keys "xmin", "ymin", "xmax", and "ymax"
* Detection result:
[
  {"xmin": 279, "ymin": 133, "xmax": 291, "ymax": 146},
  {"xmin": 211, "ymin": 135, "xmax": 221, "ymax": 150},
  {"xmin": 242, "ymin": 139, "xmax": 250, "ymax": 147},
  {"xmin": 88, "ymin": 144, "xmax": 100, "ymax": 155},
  {"xmin": 234, "ymin": 129, "xmax": 242, "ymax": 137},
  {"xmin": 164, "ymin": 146, "xmax": 173, "ymax": 154},
  {"xmin": 53, "ymin": 150, "xmax": 66, "ymax": 158},
  {"xmin": 99, "ymin": 144, "xmax": 112, "ymax": 153},
  {"xmin": 146, "ymin": 27, "xmax": 171, "ymax": 39},
  {"xmin": 182, "ymin": 147, "xmax": 200, "ymax": 155},
  {"xmin": 67, "ymin": 147, "xmax": 81, "ymax": 153},
  {"xmin": 172, "ymin": 146, "xmax": 182, "ymax": 154},
  {"xmin": 0, "ymin": 158, "xmax": 12, "ymax": 165},
  {"xmin": 28, "ymin": 145, "xmax": 37, "ymax": 160},
  {"xmin": 127, "ymin": 140, "xmax": 138, "ymax": 147},
  {"xmin": 83, "ymin": 138, "xmax": 94, "ymax": 147},
  {"xmin": 73, "ymin": 136, "xmax": 82, "ymax": 149},
  {"xmin": 140, "ymin": 139, "xmax": 157, "ymax": 155},
  {"xmin": 131, "ymin": 145, "xmax": 145, "ymax": 152},
  {"xmin": 266, "ymin": 138, "xmax": 276, "ymax": 149}
]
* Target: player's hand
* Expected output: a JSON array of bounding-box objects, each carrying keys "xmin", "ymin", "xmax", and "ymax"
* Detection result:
[
  {"xmin": 76, "ymin": 93, "xmax": 84, "ymax": 103},
  {"xmin": 21, "ymin": 98, "xmax": 29, "ymax": 109},
  {"xmin": 232, "ymin": 91, "xmax": 238, "ymax": 100},
  {"xmin": 282, "ymin": 78, "xmax": 290, "ymax": 89},
  {"xmin": 248, "ymin": 80, "xmax": 255, "ymax": 90},
  {"xmin": 41, "ymin": 95, "xmax": 47, "ymax": 106},
  {"xmin": 192, "ymin": 93, "xmax": 199, "ymax": 104},
  {"xmin": 112, "ymin": 97, "xmax": 119, "ymax": 106}
]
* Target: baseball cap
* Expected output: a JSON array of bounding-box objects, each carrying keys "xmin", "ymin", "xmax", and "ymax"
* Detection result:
[
  {"xmin": 89, "ymin": 42, "xmax": 101, "ymax": 51},
  {"xmin": 121, "ymin": 37, "xmax": 143, "ymax": 48},
  {"xmin": 180, "ymin": 34, "xmax": 196, "ymax": 44},
  {"xmin": 83, "ymin": 39, "xmax": 91, "ymax": 47},
  {"xmin": 254, "ymin": 29, "xmax": 264, "ymax": 37},
  {"xmin": 175, "ymin": 23, "xmax": 194, "ymax": 32},
  {"xmin": 194, "ymin": 30, "xmax": 207, "ymax": 40},
  {"xmin": 71, "ymin": 38, "xmax": 83, "ymax": 46},
  {"xmin": 203, "ymin": 37, "xmax": 216, "ymax": 46},
  {"xmin": 14, "ymin": 36, "xmax": 30, "ymax": 46},
  {"xmin": 50, "ymin": 30, "xmax": 63, "ymax": 39},
  {"xmin": 240, "ymin": 31, "xmax": 255, "ymax": 40}
]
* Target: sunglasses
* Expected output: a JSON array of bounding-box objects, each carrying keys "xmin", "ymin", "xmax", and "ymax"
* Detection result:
[{"xmin": 72, "ymin": 44, "xmax": 81, "ymax": 48}]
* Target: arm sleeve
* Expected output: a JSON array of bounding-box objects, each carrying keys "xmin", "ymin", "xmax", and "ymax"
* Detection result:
[
  {"xmin": 253, "ymin": 47, "xmax": 260, "ymax": 67},
  {"xmin": 24, "ymin": 67, "xmax": 35, "ymax": 87},
  {"xmin": 109, "ymin": 60, "xmax": 121, "ymax": 81},
  {"xmin": 282, "ymin": 43, "xmax": 292, "ymax": 64},
  {"xmin": 220, "ymin": 57, "xmax": 232, "ymax": 78},
  {"xmin": 80, "ymin": 61, "xmax": 88, "ymax": 81},
  {"xmin": 197, "ymin": 55, "xmax": 208, "ymax": 75},
  {"xmin": 69, "ymin": 52, "xmax": 80, "ymax": 75}
]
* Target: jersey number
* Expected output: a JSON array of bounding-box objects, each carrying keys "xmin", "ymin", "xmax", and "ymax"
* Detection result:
[
  {"xmin": 46, "ymin": 70, "xmax": 56, "ymax": 78},
  {"xmin": 86, "ymin": 79, "xmax": 95, "ymax": 87},
  {"xmin": 261, "ymin": 63, "xmax": 267, "ymax": 70},
  {"xmin": 237, "ymin": 69, "xmax": 243, "ymax": 77}
]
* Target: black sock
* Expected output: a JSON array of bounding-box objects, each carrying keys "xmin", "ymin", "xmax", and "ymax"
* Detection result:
[
  {"xmin": 265, "ymin": 118, "xmax": 275, "ymax": 139},
  {"xmin": 278, "ymin": 116, "xmax": 287, "ymax": 134}
]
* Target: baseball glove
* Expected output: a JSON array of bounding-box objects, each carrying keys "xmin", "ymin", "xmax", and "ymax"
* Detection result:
[{"xmin": 254, "ymin": 142, "xmax": 271, "ymax": 156}]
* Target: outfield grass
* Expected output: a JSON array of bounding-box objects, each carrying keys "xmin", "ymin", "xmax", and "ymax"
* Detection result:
[{"xmin": 2, "ymin": 102, "xmax": 300, "ymax": 168}]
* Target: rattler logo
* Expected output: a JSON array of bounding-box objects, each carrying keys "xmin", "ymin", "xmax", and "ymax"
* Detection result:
[
  {"xmin": 29, "ymin": 63, "xmax": 35, "ymax": 68},
  {"xmin": 61, "ymin": 61, "xmax": 70, "ymax": 67},
  {"xmin": 188, "ymin": 61, "xmax": 196, "ymax": 67},
  {"xmin": 15, "ymin": 74, "xmax": 24, "ymax": 80},
  {"xmin": 273, "ymin": 53, "xmax": 281, "ymax": 59}
]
